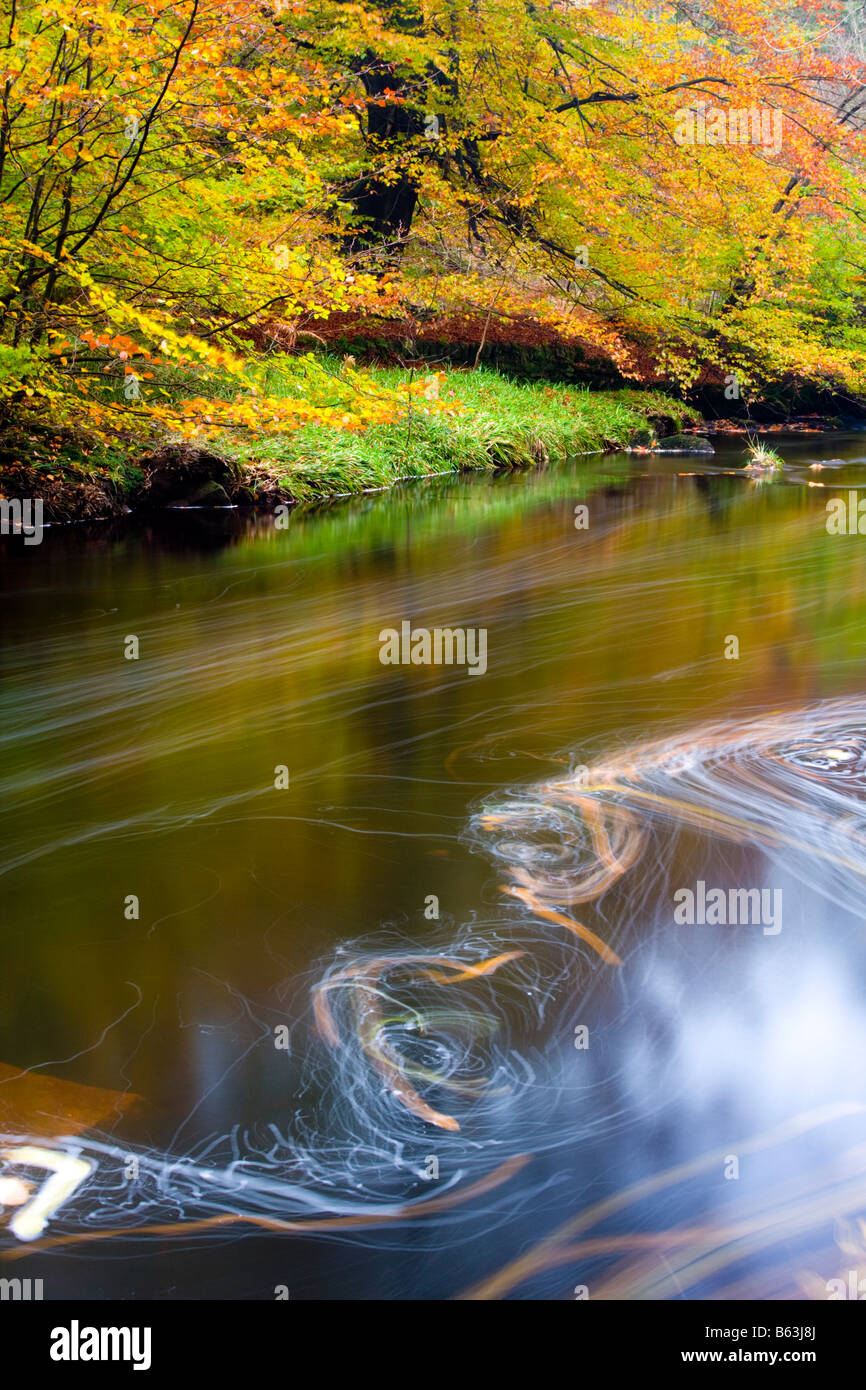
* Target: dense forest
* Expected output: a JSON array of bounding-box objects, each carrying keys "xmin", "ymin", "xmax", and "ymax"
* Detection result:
[{"xmin": 1, "ymin": 0, "xmax": 866, "ymax": 496}]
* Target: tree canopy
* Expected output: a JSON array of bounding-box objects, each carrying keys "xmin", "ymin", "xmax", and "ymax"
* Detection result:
[{"xmin": 2, "ymin": 0, "xmax": 865, "ymax": 447}]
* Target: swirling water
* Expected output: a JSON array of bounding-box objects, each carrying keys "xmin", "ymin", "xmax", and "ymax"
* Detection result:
[{"xmin": 3, "ymin": 431, "xmax": 866, "ymax": 1299}]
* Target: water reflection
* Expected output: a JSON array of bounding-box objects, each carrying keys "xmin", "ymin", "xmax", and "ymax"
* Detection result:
[{"xmin": 2, "ymin": 435, "xmax": 866, "ymax": 1298}]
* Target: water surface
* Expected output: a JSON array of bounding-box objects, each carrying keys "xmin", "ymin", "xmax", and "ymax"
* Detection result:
[{"xmin": 3, "ymin": 432, "xmax": 866, "ymax": 1299}]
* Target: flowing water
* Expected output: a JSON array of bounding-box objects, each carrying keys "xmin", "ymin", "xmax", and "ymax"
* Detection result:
[{"xmin": 3, "ymin": 432, "xmax": 866, "ymax": 1300}]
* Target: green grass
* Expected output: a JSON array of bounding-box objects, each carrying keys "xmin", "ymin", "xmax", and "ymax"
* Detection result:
[
  {"xmin": 220, "ymin": 362, "xmax": 696, "ymax": 504},
  {"xmin": 1, "ymin": 358, "xmax": 697, "ymax": 512},
  {"xmin": 745, "ymin": 438, "xmax": 784, "ymax": 469}
]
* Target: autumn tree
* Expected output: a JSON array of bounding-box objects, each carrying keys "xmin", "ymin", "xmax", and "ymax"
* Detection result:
[{"xmin": 1, "ymin": 0, "xmax": 866, "ymax": 453}]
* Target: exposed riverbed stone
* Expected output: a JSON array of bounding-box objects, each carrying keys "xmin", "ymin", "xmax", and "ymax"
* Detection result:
[
  {"xmin": 654, "ymin": 434, "xmax": 715, "ymax": 454},
  {"xmin": 629, "ymin": 427, "xmax": 656, "ymax": 449},
  {"xmin": 171, "ymin": 479, "xmax": 232, "ymax": 507},
  {"xmin": 135, "ymin": 445, "xmax": 241, "ymax": 507}
]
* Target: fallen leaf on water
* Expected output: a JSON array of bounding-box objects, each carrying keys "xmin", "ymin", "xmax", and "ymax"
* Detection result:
[
  {"xmin": 0, "ymin": 1061, "xmax": 143, "ymax": 1138},
  {"xmin": 0, "ymin": 1177, "xmax": 31, "ymax": 1206}
]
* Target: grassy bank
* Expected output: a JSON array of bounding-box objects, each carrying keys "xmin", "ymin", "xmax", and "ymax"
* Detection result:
[
  {"xmin": 233, "ymin": 365, "xmax": 698, "ymax": 505},
  {"xmin": 0, "ymin": 363, "xmax": 700, "ymax": 520}
]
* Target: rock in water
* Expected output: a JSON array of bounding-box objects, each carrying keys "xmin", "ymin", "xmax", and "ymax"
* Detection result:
[
  {"xmin": 175, "ymin": 480, "xmax": 232, "ymax": 507},
  {"xmin": 628, "ymin": 427, "xmax": 656, "ymax": 449},
  {"xmin": 136, "ymin": 444, "xmax": 239, "ymax": 507},
  {"xmin": 654, "ymin": 434, "xmax": 714, "ymax": 454}
]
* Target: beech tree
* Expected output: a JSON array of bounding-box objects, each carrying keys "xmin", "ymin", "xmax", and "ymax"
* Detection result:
[{"xmin": 0, "ymin": 0, "xmax": 865, "ymax": 449}]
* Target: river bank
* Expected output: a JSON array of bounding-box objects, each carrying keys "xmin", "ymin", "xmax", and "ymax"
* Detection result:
[{"xmin": 0, "ymin": 366, "xmax": 699, "ymax": 523}]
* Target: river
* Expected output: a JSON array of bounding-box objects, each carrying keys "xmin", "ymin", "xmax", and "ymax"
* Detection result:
[{"xmin": 2, "ymin": 431, "xmax": 866, "ymax": 1299}]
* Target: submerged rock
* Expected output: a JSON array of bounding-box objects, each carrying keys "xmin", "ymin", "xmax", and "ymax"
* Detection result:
[{"xmin": 654, "ymin": 434, "xmax": 714, "ymax": 454}]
